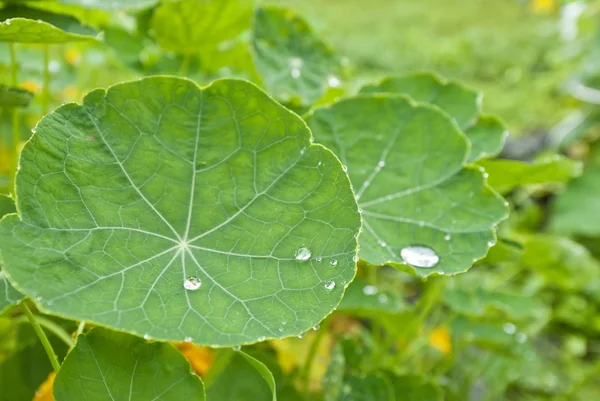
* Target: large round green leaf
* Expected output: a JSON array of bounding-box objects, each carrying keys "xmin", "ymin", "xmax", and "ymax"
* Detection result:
[
  {"xmin": 0, "ymin": 195, "xmax": 21, "ymax": 314},
  {"xmin": 53, "ymin": 327, "xmax": 206, "ymax": 401},
  {"xmin": 306, "ymin": 95, "xmax": 508, "ymax": 276},
  {"xmin": 251, "ymin": 6, "xmax": 343, "ymax": 106},
  {"xmin": 0, "ymin": 6, "xmax": 98, "ymax": 43},
  {"xmin": 0, "ymin": 77, "xmax": 360, "ymax": 346}
]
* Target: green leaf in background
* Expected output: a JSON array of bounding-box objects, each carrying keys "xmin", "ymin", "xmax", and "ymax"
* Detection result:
[
  {"xmin": 339, "ymin": 373, "xmax": 394, "ymax": 401},
  {"xmin": 59, "ymin": 0, "xmax": 159, "ymax": 11},
  {"xmin": 0, "ymin": 85, "xmax": 33, "ymax": 108},
  {"xmin": 306, "ymin": 95, "xmax": 508, "ymax": 276},
  {"xmin": 323, "ymin": 344, "xmax": 345, "ymax": 401},
  {"xmin": 207, "ymin": 350, "xmax": 277, "ymax": 401},
  {"xmin": 338, "ymin": 276, "xmax": 406, "ymax": 314},
  {"xmin": 252, "ymin": 6, "xmax": 343, "ymax": 106},
  {"xmin": 387, "ymin": 374, "xmax": 442, "ymax": 401},
  {"xmin": 152, "ymin": 0, "xmax": 254, "ymax": 55},
  {"xmin": 0, "ymin": 5, "xmax": 98, "ymax": 43},
  {"xmin": 0, "ymin": 195, "xmax": 21, "ymax": 314},
  {"xmin": 464, "ymin": 115, "xmax": 507, "ymax": 162},
  {"xmin": 551, "ymin": 141, "xmax": 600, "ymax": 236},
  {"xmin": 360, "ymin": 72, "xmax": 481, "ymax": 130},
  {"xmin": 53, "ymin": 327, "xmax": 205, "ymax": 401},
  {"xmin": 479, "ymin": 156, "xmax": 582, "ymax": 194},
  {"xmin": 0, "ymin": 77, "xmax": 361, "ymax": 346}
]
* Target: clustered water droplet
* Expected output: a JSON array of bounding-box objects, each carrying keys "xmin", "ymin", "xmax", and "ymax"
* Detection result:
[
  {"xmin": 400, "ymin": 245, "xmax": 440, "ymax": 268},
  {"xmin": 324, "ymin": 280, "xmax": 336, "ymax": 290},
  {"xmin": 295, "ymin": 247, "xmax": 312, "ymax": 261},
  {"xmin": 233, "ymin": 345, "xmax": 241, "ymax": 351},
  {"xmin": 184, "ymin": 276, "xmax": 202, "ymax": 291}
]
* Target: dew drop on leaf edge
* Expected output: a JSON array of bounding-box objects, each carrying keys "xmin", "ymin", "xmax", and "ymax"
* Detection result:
[{"xmin": 400, "ymin": 245, "xmax": 440, "ymax": 268}]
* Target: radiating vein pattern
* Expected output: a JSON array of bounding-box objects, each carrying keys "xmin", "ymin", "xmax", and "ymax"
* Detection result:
[
  {"xmin": 306, "ymin": 95, "xmax": 508, "ymax": 276},
  {"xmin": 0, "ymin": 78, "xmax": 360, "ymax": 345}
]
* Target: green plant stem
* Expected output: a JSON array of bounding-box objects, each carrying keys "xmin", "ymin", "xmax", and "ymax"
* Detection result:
[
  {"xmin": 22, "ymin": 302, "xmax": 61, "ymax": 372},
  {"xmin": 76, "ymin": 320, "xmax": 86, "ymax": 337},
  {"xmin": 42, "ymin": 44, "xmax": 50, "ymax": 115},
  {"xmin": 301, "ymin": 320, "xmax": 329, "ymax": 399},
  {"xmin": 9, "ymin": 43, "xmax": 19, "ymax": 188},
  {"xmin": 14, "ymin": 314, "xmax": 74, "ymax": 347}
]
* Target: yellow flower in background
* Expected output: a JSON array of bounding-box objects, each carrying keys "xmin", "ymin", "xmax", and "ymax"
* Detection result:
[
  {"xmin": 531, "ymin": 0, "xmax": 555, "ymax": 13},
  {"xmin": 33, "ymin": 372, "xmax": 55, "ymax": 401},
  {"xmin": 61, "ymin": 85, "xmax": 80, "ymax": 102},
  {"xmin": 429, "ymin": 326, "xmax": 452, "ymax": 355},
  {"xmin": 65, "ymin": 48, "xmax": 81, "ymax": 66},
  {"xmin": 20, "ymin": 80, "xmax": 41, "ymax": 94},
  {"xmin": 176, "ymin": 342, "xmax": 214, "ymax": 377}
]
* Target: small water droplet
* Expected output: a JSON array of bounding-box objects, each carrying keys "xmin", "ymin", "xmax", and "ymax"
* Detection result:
[
  {"xmin": 352, "ymin": 255, "xmax": 359, "ymax": 262},
  {"xmin": 478, "ymin": 166, "xmax": 485, "ymax": 172},
  {"xmin": 279, "ymin": 327, "xmax": 284, "ymax": 332},
  {"xmin": 31, "ymin": 128, "xmax": 37, "ymax": 134},
  {"xmin": 362, "ymin": 285, "xmax": 378, "ymax": 295},
  {"xmin": 488, "ymin": 240, "xmax": 496, "ymax": 247},
  {"xmin": 143, "ymin": 333, "xmax": 151, "ymax": 340},
  {"xmin": 312, "ymin": 324, "xmax": 320, "ymax": 331},
  {"xmin": 357, "ymin": 208, "xmax": 363, "ymax": 214},
  {"xmin": 5, "ymin": 19, "xmax": 11, "ymax": 26},
  {"xmin": 378, "ymin": 294, "xmax": 389, "ymax": 304},
  {"xmin": 298, "ymin": 334, "xmax": 304, "ymax": 339},
  {"xmin": 516, "ymin": 332, "xmax": 527, "ymax": 343},
  {"xmin": 282, "ymin": 320, "xmax": 287, "ymax": 325},
  {"xmin": 342, "ymin": 165, "xmax": 348, "ymax": 172},
  {"xmin": 184, "ymin": 336, "xmax": 193, "ymax": 342},
  {"xmin": 328, "ymin": 75, "xmax": 342, "ymax": 88},
  {"xmin": 330, "ymin": 259, "xmax": 338, "ymax": 266},
  {"xmin": 378, "ymin": 160, "xmax": 385, "ymax": 167},
  {"xmin": 317, "ymin": 161, "xmax": 322, "ymax": 166},
  {"xmin": 315, "ymin": 256, "xmax": 322, "ymax": 262},
  {"xmin": 444, "ymin": 234, "xmax": 451, "ymax": 241},
  {"xmin": 291, "ymin": 68, "xmax": 301, "ymax": 79},
  {"xmin": 36, "ymin": 296, "xmax": 42, "ymax": 301},
  {"xmin": 258, "ymin": 336, "xmax": 266, "ymax": 342},
  {"xmin": 324, "ymin": 280, "xmax": 336, "ymax": 290},
  {"xmin": 418, "ymin": 221, "xmax": 425, "ymax": 227},
  {"xmin": 483, "ymin": 172, "xmax": 489, "ymax": 179},
  {"xmin": 295, "ymin": 247, "xmax": 312, "ymax": 261},
  {"xmin": 503, "ymin": 322, "xmax": 517, "ymax": 335},
  {"xmin": 400, "ymin": 245, "xmax": 440, "ymax": 268},
  {"xmin": 504, "ymin": 201, "xmax": 509, "ymax": 207},
  {"xmin": 233, "ymin": 345, "xmax": 241, "ymax": 351},
  {"xmin": 184, "ymin": 276, "xmax": 202, "ymax": 291},
  {"xmin": 378, "ymin": 240, "xmax": 387, "ymax": 247}
]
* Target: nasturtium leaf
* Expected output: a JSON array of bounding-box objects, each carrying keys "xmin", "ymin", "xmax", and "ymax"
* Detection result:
[
  {"xmin": 152, "ymin": 0, "xmax": 253, "ymax": 55},
  {"xmin": 0, "ymin": 77, "xmax": 360, "ymax": 346},
  {"xmin": 251, "ymin": 6, "xmax": 343, "ymax": 106},
  {"xmin": 207, "ymin": 350, "xmax": 276, "ymax": 401},
  {"xmin": 550, "ymin": 142, "xmax": 600, "ymax": 236},
  {"xmin": 53, "ymin": 327, "xmax": 205, "ymax": 401},
  {"xmin": 339, "ymin": 373, "xmax": 394, "ymax": 401},
  {"xmin": 58, "ymin": 0, "xmax": 158, "ymax": 11},
  {"xmin": 0, "ymin": 6, "xmax": 98, "ymax": 43},
  {"xmin": 464, "ymin": 115, "xmax": 507, "ymax": 162},
  {"xmin": 360, "ymin": 72, "xmax": 481, "ymax": 130},
  {"xmin": 0, "ymin": 85, "xmax": 34, "ymax": 108},
  {"xmin": 0, "ymin": 195, "xmax": 21, "ymax": 314},
  {"xmin": 479, "ymin": 156, "xmax": 582, "ymax": 194},
  {"xmin": 306, "ymin": 95, "xmax": 508, "ymax": 276},
  {"xmin": 338, "ymin": 276, "xmax": 405, "ymax": 314}
]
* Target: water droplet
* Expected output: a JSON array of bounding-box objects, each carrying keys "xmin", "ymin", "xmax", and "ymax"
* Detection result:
[
  {"xmin": 258, "ymin": 336, "xmax": 266, "ymax": 342},
  {"xmin": 298, "ymin": 334, "xmax": 304, "ymax": 339},
  {"xmin": 478, "ymin": 166, "xmax": 485, "ymax": 172},
  {"xmin": 315, "ymin": 256, "xmax": 322, "ymax": 262},
  {"xmin": 378, "ymin": 160, "xmax": 385, "ymax": 167},
  {"xmin": 504, "ymin": 201, "xmax": 509, "ymax": 207},
  {"xmin": 516, "ymin": 332, "xmax": 527, "ymax": 343},
  {"xmin": 400, "ymin": 245, "xmax": 440, "ymax": 268},
  {"xmin": 31, "ymin": 128, "xmax": 37, "ymax": 134},
  {"xmin": 357, "ymin": 208, "xmax": 363, "ymax": 214},
  {"xmin": 5, "ymin": 19, "xmax": 11, "ymax": 26},
  {"xmin": 282, "ymin": 320, "xmax": 287, "ymax": 325},
  {"xmin": 233, "ymin": 345, "xmax": 241, "ymax": 351},
  {"xmin": 378, "ymin": 294, "xmax": 389, "ymax": 304},
  {"xmin": 503, "ymin": 322, "xmax": 517, "ymax": 335},
  {"xmin": 378, "ymin": 240, "xmax": 387, "ymax": 247},
  {"xmin": 313, "ymin": 324, "xmax": 320, "ymax": 331},
  {"xmin": 289, "ymin": 56, "xmax": 303, "ymax": 69},
  {"xmin": 295, "ymin": 247, "xmax": 311, "ymax": 261},
  {"xmin": 291, "ymin": 68, "xmax": 301, "ymax": 79},
  {"xmin": 184, "ymin": 276, "xmax": 202, "ymax": 291},
  {"xmin": 184, "ymin": 336, "xmax": 193, "ymax": 342},
  {"xmin": 330, "ymin": 259, "xmax": 338, "ymax": 266},
  {"xmin": 36, "ymin": 296, "xmax": 42, "ymax": 301},
  {"xmin": 143, "ymin": 333, "xmax": 151, "ymax": 340},
  {"xmin": 352, "ymin": 255, "xmax": 359, "ymax": 262},
  {"xmin": 418, "ymin": 221, "xmax": 425, "ymax": 227},
  {"xmin": 328, "ymin": 75, "xmax": 342, "ymax": 88},
  {"xmin": 278, "ymin": 327, "xmax": 284, "ymax": 332},
  {"xmin": 317, "ymin": 161, "xmax": 322, "ymax": 167},
  {"xmin": 487, "ymin": 240, "xmax": 496, "ymax": 247},
  {"xmin": 483, "ymin": 172, "xmax": 489, "ymax": 179},
  {"xmin": 324, "ymin": 280, "xmax": 336, "ymax": 290},
  {"xmin": 444, "ymin": 234, "xmax": 451, "ymax": 241},
  {"xmin": 362, "ymin": 285, "xmax": 378, "ymax": 295}
]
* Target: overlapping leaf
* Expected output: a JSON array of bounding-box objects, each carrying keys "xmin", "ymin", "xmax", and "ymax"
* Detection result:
[
  {"xmin": 252, "ymin": 6, "xmax": 343, "ymax": 106},
  {"xmin": 0, "ymin": 6, "xmax": 98, "ymax": 43},
  {"xmin": 0, "ymin": 195, "xmax": 21, "ymax": 314},
  {"xmin": 53, "ymin": 327, "xmax": 206, "ymax": 400},
  {"xmin": 306, "ymin": 95, "xmax": 508, "ymax": 276},
  {"xmin": 0, "ymin": 85, "xmax": 34, "ymax": 108},
  {"xmin": 360, "ymin": 72, "xmax": 506, "ymax": 162},
  {"xmin": 0, "ymin": 77, "xmax": 361, "ymax": 346}
]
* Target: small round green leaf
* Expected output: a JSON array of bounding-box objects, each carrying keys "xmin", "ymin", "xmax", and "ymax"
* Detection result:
[
  {"xmin": 0, "ymin": 77, "xmax": 360, "ymax": 346},
  {"xmin": 306, "ymin": 95, "xmax": 508, "ymax": 276},
  {"xmin": 464, "ymin": 115, "xmax": 507, "ymax": 163},
  {"xmin": 0, "ymin": 6, "xmax": 98, "ymax": 43},
  {"xmin": 251, "ymin": 6, "xmax": 343, "ymax": 106},
  {"xmin": 53, "ymin": 327, "xmax": 206, "ymax": 401},
  {"xmin": 0, "ymin": 85, "xmax": 34, "ymax": 108}
]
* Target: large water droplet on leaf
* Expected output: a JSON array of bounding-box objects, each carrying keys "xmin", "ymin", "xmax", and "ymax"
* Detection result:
[
  {"xmin": 295, "ymin": 247, "xmax": 312, "ymax": 261},
  {"xmin": 183, "ymin": 276, "xmax": 202, "ymax": 291},
  {"xmin": 400, "ymin": 245, "xmax": 440, "ymax": 268},
  {"xmin": 324, "ymin": 280, "xmax": 336, "ymax": 290}
]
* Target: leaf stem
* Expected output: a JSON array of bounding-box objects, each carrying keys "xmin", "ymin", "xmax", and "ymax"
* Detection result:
[
  {"xmin": 22, "ymin": 302, "xmax": 61, "ymax": 372},
  {"xmin": 42, "ymin": 44, "xmax": 50, "ymax": 115},
  {"xmin": 13, "ymin": 314, "xmax": 74, "ymax": 348},
  {"xmin": 9, "ymin": 43, "xmax": 19, "ymax": 188},
  {"xmin": 76, "ymin": 320, "xmax": 86, "ymax": 337}
]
